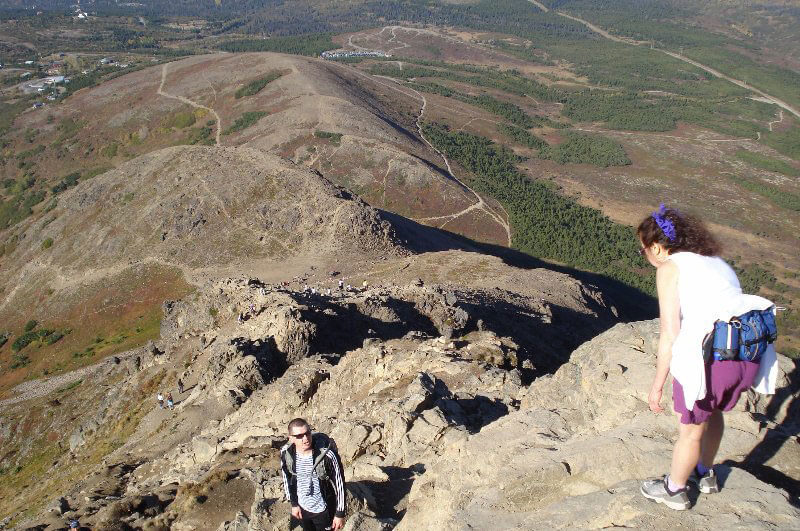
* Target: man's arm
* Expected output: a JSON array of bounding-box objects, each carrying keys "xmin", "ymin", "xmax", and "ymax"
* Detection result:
[
  {"xmin": 328, "ymin": 448, "xmax": 347, "ymax": 518},
  {"xmin": 280, "ymin": 451, "xmax": 299, "ymax": 508}
]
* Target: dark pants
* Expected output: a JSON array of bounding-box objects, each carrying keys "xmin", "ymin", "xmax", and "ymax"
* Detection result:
[{"xmin": 291, "ymin": 507, "xmax": 331, "ymax": 531}]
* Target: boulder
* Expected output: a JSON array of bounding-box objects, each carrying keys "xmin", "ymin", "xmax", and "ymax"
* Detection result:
[{"xmin": 399, "ymin": 320, "xmax": 800, "ymax": 529}]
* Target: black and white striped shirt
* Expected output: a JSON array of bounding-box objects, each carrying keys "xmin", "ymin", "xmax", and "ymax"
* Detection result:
[{"xmin": 295, "ymin": 453, "xmax": 327, "ymax": 513}]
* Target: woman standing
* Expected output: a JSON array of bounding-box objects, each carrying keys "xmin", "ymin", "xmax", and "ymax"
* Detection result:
[{"xmin": 637, "ymin": 205, "xmax": 778, "ymax": 510}]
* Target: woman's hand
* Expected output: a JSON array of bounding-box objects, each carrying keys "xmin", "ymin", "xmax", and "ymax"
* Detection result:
[{"xmin": 648, "ymin": 385, "xmax": 664, "ymax": 413}]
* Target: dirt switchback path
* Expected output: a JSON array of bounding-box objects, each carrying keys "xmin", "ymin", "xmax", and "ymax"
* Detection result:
[
  {"xmin": 157, "ymin": 62, "xmax": 223, "ymax": 145},
  {"xmin": 527, "ymin": 1, "xmax": 800, "ymax": 121},
  {"xmin": 329, "ymin": 61, "xmax": 513, "ymax": 246}
]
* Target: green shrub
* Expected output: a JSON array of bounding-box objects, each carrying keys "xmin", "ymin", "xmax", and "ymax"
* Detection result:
[
  {"xmin": 100, "ymin": 143, "xmax": 119, "ymax": 158},
  {"xmin": 223, "ymin": 112, "xmax": 268, "ymax": 135},
  {"xmin": 16, "ymin": 144, "xmax": 45, "ymax": 160},
  {"xmin": 57, "ymin": 118, "xmax": 82, "ymax": 141},
  {"xmin": 729, "ymin": 261, "xmax": 777, "ymax": 293},
  {"xmin": 183, "ymin": 126, "xmax": 215, "ymax": 146},
  {"xmin": 235, "ymin": 70, "xmax": 285, "ymax": 98},
  {"xmin": 24, "ymin": 320, "xmax": 38, "ymax": 332},
  {"xmin": 51, "ymin": 172, "xmax": 81, "ymax": 194},
  {"xmin": 219, "ymin": 33, "xmax": 336, "ymax": 56},
  {"xmin": 0, "ymin": 332, "xmax": 8, "ymax": 349},
  {"xmin": 10, "ymin": 353, "xmax": 30, "ymax": 369},
  {"xmin": 734, "ymin": 176, "xmax": 800, "ymax": 212},
  {"xmin": 45, "ymin": 331, "xmax": 64, "ymax": 345},
  {"xmin": 498, "ymin": 124, "xmax": 548, "ymax": 150},
  {"xmin": 12, "ymin": 330, "xmax": 39, "ymax": 352},
  {"xmin": 539, "ymin": 132, "xmax": 631, "ymax": 167},
  {"xmin": 735, "ymin": 150, "xmax": 800, "ymax": 177},
  {"xmin": 169, "ymin": 112, "xmax": 196, "ymax": 129},
  {"xmin": 41, "ymin": 237, "xmax": 53, "ymax": 250},
  {"xmin": 313, "ymin": 130, "xmax": 343, "ymax": 144}
]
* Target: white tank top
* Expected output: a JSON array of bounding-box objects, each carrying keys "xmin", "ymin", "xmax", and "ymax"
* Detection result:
[
  {"xmin": 667, "ymin": 252, "xmax": 775, "ymax": 410},
  {"xmin": 669, "ymin": 252, "xmax": 741, "ymax": 327}
]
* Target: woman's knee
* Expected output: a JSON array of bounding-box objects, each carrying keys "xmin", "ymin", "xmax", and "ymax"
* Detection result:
[{"xmin": 678, "ymin": 421, "xmax": 706, "ymax": 442}]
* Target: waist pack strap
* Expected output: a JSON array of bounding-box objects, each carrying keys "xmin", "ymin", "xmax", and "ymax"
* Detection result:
[{"xmin": 708, "ymin": 307, "xmax": 777, "ymax": 363}]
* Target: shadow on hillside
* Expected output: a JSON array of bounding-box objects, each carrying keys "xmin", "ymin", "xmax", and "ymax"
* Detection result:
[
  {"xmin": 290, "ymin": 283, "xmax": 617, "ymax": 379},
  {"xmin": 383, "ymin": 211, "xmax": 658, "ymax": 322},
  {"xmin": 726, "ymin": 363, "xmax": 800, "ymax": 504}
]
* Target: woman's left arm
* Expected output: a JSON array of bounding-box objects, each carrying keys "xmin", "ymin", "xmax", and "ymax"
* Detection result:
[{"xmin": 649, "ymin": 260, "xmax": 681, "ymax": 413}]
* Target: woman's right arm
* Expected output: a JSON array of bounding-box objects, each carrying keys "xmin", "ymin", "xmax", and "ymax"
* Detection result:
[{"xmin": 649, "ymin": 260, "xmax": 680, "ymax": 413}]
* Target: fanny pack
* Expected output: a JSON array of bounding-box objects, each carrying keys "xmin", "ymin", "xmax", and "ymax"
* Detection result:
[{"xmin": 702, "ymin": 307, "xmax": 777, "ymax": 363}]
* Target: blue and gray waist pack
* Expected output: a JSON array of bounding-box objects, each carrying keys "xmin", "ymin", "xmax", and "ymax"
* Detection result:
[{"xmin": 702, "ymin": 307, "xmax": 778, "ymax": 363}]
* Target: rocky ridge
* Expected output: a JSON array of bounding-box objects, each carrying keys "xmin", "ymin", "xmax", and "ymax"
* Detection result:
[{"xmin": 6, "ymin": 270, "xmax": 798, "ymax": 530}]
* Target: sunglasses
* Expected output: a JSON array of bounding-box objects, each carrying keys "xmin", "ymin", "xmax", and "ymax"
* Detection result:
[{"xmin": 291, "ymin": 431, "xmax": 311, "ymax": 440}]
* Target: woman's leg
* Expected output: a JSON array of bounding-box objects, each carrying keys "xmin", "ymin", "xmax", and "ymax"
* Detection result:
[
  {"xmin": 700, "ymin": 409, "xmax": 724, "ymax": 469},
  {"xmin": 670, "ymin": 421, "xmax": 707, "ymax": 486}
]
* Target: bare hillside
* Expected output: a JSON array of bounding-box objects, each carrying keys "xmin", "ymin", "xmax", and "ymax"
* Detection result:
[{"xmin": 0, "ymin": 144, "xmax": 412, "ymax": 392}]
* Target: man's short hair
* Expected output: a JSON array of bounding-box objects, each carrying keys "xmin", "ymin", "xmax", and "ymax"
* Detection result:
[{"xmin": 288, "ymin": 418, "xmax": 310, "ymax": 433}]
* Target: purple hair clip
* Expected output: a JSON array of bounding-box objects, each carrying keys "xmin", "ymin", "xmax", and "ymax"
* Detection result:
[{"xmin": 652, "ymin": 203, "xmax": 676, "ymax": 241}]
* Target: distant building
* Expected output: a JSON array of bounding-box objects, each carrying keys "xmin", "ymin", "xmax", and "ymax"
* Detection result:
[
  {"xmin": 99, "ymin": 57, "xmax": 115, "ymax": 65},
  {"xmin": 24, "ymin": 60, "xmax": 34, "ymax": 65},
  {"xmin": 20, "ymin": 72, "xmax": 32, "ymax": 78},
  {"xmin": 32, "ymin": 102, "xmax": 45, "ymax": 109}
]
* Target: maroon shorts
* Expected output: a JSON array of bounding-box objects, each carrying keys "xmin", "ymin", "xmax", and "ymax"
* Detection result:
[{"xmin": 672, "ymin": 360, "xmax": 759, "ymax": 425}]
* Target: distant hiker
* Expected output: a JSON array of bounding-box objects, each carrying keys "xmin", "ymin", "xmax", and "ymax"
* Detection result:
[
  {"xmin": 346, "ymin": 284, "xmax": 352, "ymax": 291},
  {"xmin": 166, "ymin": 392, "xmax": 174, "ymax": 410},
  {"xmin": 238, "ymin": 313, "xmax": 244, "ymax": 324},
  {"xmin": 637, "ymin": 204, "xmax": 778, "ymax": 510},
  {"xmin": 326, "ymin": 288, "xmax": 332, "ymax": 297},
  {"xmin": 281, "ymin": 418, "xmax": 346, "ymax": 530},
  {"xmin": 250, "ymin": 303, "xmax": 256, "ymax": 314},
  {"xmin": 338, "ymin": 280, "xmax": 344, "ymax": 290},
  {"xmin": 177, "ymin": 378, "xmax": 184, "ymax": 394},
  {"xmin": 362, "ymin": 280, "xmax": 368, "ymax": 289},
  {"xmin": 157, "ymin": 392, "xmax": 164, "ymax": 409}
]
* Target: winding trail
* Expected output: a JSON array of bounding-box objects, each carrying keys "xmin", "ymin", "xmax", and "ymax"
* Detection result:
[
  {"xmin": 527, "ymin": 0, "xmax": 800, "ymax": 121},
  {"xmin": 157, "ymin": 63, "xmax": 223, "ymax": 145},
  {"xmin": 768, "ymin": 109, "xmax": 785, "ymax": 132},
  {"xmin": 329, "ymin": 62, "xmax": 513, "ymax": 246}
]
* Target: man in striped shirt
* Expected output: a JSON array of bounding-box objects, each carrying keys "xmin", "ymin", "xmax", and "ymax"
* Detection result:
[{"xmin": 281, "ymin": 418, "xmax": 347, "ymax": 530}]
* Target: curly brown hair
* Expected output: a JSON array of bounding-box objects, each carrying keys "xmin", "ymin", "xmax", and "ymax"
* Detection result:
[{"xmin": 637, "ymin": 206, "xmax": 721, "ymax": 256}]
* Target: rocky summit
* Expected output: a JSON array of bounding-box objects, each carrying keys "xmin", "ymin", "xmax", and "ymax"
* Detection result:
[{"xmin": 2, "ymin": 267, "xmax": 797, "ymax": 529}]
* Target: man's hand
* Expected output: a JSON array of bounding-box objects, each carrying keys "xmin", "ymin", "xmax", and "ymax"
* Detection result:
[
  {"xmin": 291, "ymin": 506, "xmax": 302, "ymax": 520},
  {"xmin": 648, "ymin": 385, "xmax": 664, "ymax": 413},
  {"xmin": 331, "ymin": 516, "xmax": 345, "ymax": 530}
]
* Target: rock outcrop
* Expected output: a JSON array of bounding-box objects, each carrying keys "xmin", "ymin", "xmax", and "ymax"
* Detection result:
[
  {"xmin": 5, "ymin": 268, "xmax": 798, "ymax": 530},
  {"xmin": 399, "ymin": 320, "xmax": 800, "ymax": 529}
]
